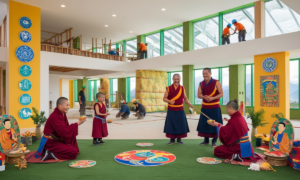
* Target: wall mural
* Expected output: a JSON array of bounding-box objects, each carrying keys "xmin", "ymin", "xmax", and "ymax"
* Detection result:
[{"xmin": 260, "ymin": 75, "xmax": 279, "ymax": 107}]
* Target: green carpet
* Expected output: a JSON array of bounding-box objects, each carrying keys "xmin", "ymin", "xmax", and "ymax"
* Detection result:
[{"xmin": 1, "ymin": 139, "xmax": 299, "ymax": 180}]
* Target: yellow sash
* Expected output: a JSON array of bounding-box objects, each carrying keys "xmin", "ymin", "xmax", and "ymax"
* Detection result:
[{"xmin": 168, "ymin": 86, "xmax": 183, "ymax": 108}]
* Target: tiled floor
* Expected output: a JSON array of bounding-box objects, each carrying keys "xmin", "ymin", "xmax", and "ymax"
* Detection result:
[{"xmin": 49, "ymin": 108, "xmax": 300, "ymax": 141}]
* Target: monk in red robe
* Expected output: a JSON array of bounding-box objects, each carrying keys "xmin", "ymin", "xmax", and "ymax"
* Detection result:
[
  {"xmin": 209, "ymin": 99, "xmax": 255, "ymax": 162},
  {"xmin": 35, "ymin": 97, "xmax": 86, "ymax": 161},
  {"xmin": 163, "ymin": 73, "xmax": 193, "ymax": 145}
]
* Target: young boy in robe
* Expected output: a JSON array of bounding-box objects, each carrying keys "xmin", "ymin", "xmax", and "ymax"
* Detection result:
[
  {"xmin": 92, "ymin": 92, "xmax": 110, "ymax": 145},
  {"xmin": 209, "ymin": 99, "xmax": 255, "ymax": 162}
]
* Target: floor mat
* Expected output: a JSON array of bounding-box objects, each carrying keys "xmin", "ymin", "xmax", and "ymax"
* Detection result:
[
  {"xmin": 224, "ymin": 153, "xmax": 266, "ymax": 166},
  {"xmin": 26, "ymin": 151, "xmax": 68, "ymax": 163}
]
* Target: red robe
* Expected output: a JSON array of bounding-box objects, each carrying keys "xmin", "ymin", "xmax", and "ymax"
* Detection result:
[
  {"xmin": 214, "ymin": 111, "xmax": 254, "ymax": 159},
  {"xmin": 43, "ymin": 108, "xmax": 79, "ymax": 160},
  {"xmin": 92, "ymin": 102, "xmax": 108, "ymax": 138}
]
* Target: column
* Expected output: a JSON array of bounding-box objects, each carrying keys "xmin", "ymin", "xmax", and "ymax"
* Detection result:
[
  {"xmin": 255, "ymin": 0, "xmax": 265, "ymax": 39},
  {"xmin": 229, "ymin": 65, "xmax": 245, "ymax": 105},
  {"xmin": 183, "ymin": 65, "xmax": 194, "ymax": 113},
  {"xmin": 254, "ymin": 52, "xmax": 290, "ymax": 134},
  {"xmin": 118, "ymin": 78, "xmax": 127, "ymax": 102},
  {"xmin": 7, "ymin": 1, "xmax": 41, "ymax": 128},
  {"xmin": 183, "ymin": 21, "xmax": 193, "ymax": 52}
]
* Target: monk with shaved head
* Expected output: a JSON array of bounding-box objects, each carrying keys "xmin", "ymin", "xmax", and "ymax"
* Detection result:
[{"xmin": 35, "ymin": 97, "xmax": 86, "ymax": 161}]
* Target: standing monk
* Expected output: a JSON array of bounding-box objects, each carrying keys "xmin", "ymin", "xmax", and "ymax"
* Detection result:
[
  {"xmin": 210, "ymin": 99, "xmax": 255, "ymax": 162},
  {"xmin": 78, "ymin": 86, "xmax": 86, "ymax": 116},
  {"xmin": 35, "ymin": 97, "xmax": 86, "ymax": 161},
  {"xmin": 163, "ymin": 74, "xmax": 193, "ymax": 145},
  {"xmin": 197, "ymin": 68, "xmax": 223, "ymax": 147}
]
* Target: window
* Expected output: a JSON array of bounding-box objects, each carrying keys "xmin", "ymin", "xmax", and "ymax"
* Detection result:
[
  {"xmin": 222, "ymin": 67, "xmax": 229, "ymax": 105},
  {"xmin": 170, "ymin": 72, "xmax": 183, "ymax": 86},
  {"xmin": 223, "ymin": 6, "xmax": 255, "ymax": 43},
  {"xmin": 126, "ymin": 39, "xmax": 137, "ymax": 54},
  {"xmin": 89, "ymin": 80, "xmax": 100, "ymax": 101},
  {"xmin": 145, "ymin": 32, "xmax": 160, "ymax": 58},
  {"xmin": 164, "ymin": 26, "xmax": 183, "ymax": 55},
  {"xmin": 194, "ymin": 17, "xmax": 219, "ymax": 50},
  {"xmin": 111, "ymin": 44, "xmax": 116, "ymax": 50},
  {"xmin": 128, "ymin": 77, "xmax": 136, "ymax": 101},
  {"xmin": 265, "ymin": 0, "xmax": 300, "ymax": 37},
  {"xmin": 112, "ymin": 79, "xmax": 118, "ymax": 102},
  {"xmin": 290, "ymin": 60, "xmax": 299, "ymax": 108},
  {"xmin": 74, "ymin": 80, "xmax": 78, "ymax": 102},
  {"xmin": 245, "ymin": 65, "xmax": 253, "ymax": 106},
  {"xmin": 194, "ymin": 70, "xmax": 204, "ymax": 104}
]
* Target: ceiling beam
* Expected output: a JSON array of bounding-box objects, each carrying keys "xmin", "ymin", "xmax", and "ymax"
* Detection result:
[{"xmin": 242, "ymin": 9, "xmax": 254, "ymax": 23}]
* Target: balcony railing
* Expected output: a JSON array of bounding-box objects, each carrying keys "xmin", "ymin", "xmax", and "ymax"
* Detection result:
[{"xmin": 41, "ymin": 44, "xmax": 125, "ymax": 61}]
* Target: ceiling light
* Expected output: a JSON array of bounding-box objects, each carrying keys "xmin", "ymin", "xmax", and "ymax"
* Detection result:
[
  {"xmin": 130, "ymin": 31, "xmax": 133, "ymax": 33},
  {"xmin": 61, "ymin": 5, "xmax": 65, "ymax": 7},
  {"xmin": 105, "ymin": 25, "xmax": 108, "ymax": 27},
  {"xmin": 112, "ymin": 14, "xmax": 116, "ymax": 17},
  {"xmin": 161, "ymin": 8, "xmax": 166, "ymax": 11}
]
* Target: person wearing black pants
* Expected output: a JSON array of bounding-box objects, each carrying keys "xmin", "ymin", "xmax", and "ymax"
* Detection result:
[{"xmin": 222, "ymin": 23, "xmax": 231, "ymax": 45}]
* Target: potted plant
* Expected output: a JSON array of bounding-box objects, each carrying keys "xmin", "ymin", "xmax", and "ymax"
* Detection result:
[
  {"xmin": 246, "ymin": 109, "xmax": 268, "ymax": 139},
  {"xmin": 30, "ymin": 107, "xmax": 47, "ymax": 140}
]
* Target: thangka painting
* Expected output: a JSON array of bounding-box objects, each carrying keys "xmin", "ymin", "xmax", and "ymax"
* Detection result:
[
  {"xmin": 260, "ymin": 75, "xmax": 279, "ymax": 107},
  {"xmin": 0, "ymin": 115, "xmax": 21, "ymax": 153},
  {"xmin": 114, "ymin": 150, "xmax": 176, "ymax": 166},
  {"xmin": 269, "ymin": 113, "xmax": 294, "ymax": 156}
]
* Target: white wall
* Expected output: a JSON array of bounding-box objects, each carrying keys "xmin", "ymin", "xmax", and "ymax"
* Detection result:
[
  {"xmin": 62, "ymin": 79, "xmax": 69, "ymax": 98},
  {"xmin": 49, "ymin": 74, "xmax": 60, "ymax": 110}
]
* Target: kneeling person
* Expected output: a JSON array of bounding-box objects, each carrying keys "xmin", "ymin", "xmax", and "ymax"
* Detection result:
[
  {"xmin": 35, "ymin": 97, "xmax": 86, "ymax": 161},
  {"xmin": 209, "ymin": 99, "xmax": 254, "ymax": 162},
  {"xmin": 133, "ymin": 99, "xmax": 146, "ymax": 119},
  {"xmin": 116, "ymin": 101, "xmax": 130, "ymax": 120}
]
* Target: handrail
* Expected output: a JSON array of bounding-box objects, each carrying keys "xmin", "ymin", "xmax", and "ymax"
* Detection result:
[{"xmin": 41, "ymin": 44, "xmax": 125, "ymax": 61}]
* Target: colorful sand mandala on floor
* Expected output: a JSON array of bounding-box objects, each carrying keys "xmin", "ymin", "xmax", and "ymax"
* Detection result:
[
  {"xmin": 69, "ymin": 160, "xmax": 96, "ymax": 168},
  {"xmin": 197, "ymin": 157, "xmax": 222, "ymax": 164},
  {"xmin": 136, "ymin": 143, "xmax": 154, "ymax": 147},
  {"xmin": 115, "ymin": 150, "xmax": 176, "ymax": 166}
]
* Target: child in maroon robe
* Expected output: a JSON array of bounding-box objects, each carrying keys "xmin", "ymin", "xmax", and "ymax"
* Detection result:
[
  {"xmin": 209, "ymin": 99, "xmax": 255, "ymax": 162},
  {"xmin": 92, "ymin": 93, "xmax": 109, "ymax": 145}
]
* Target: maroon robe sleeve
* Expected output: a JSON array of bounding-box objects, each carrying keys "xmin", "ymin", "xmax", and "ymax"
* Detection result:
[
  {"xmin": 50, "ymin": 114, "xmax": 78, "ymax": 144},
  {"xmin": 219, "ymin": 111, "xmax": 248, "ymax": 146}
]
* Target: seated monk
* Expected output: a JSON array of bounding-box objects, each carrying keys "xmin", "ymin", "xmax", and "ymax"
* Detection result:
[
  {"xmin": 35, "ymin": 97, "xmax": 86, "ymax": 161},
  {"xmin": 271, "ymin": 122, "xmax": 290, "ymax": 154},
  {"xmin": 209, "ymin": 99, "xmax": 255, "ymax": 162}
]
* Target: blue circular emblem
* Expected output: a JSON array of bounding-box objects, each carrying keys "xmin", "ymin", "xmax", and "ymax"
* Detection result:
[
  {"xmin": 19, "ymin": 31, "xmax": 32, "ymax": 43},
  {"xmin": 16, "ymin": 45, "xmax": 34, "ymax": 62},
  {"xmin": 262, "ymin": 57, "xmax": 277, "ymax": 72},
  {"xmin": 19, "ymin": 17, "xmax": 32, "ymax": 29},
  {"xmin": 19, "ymin": 94, "xmax": 32, "ymax": 106},
  {"xmin": 19, "ymin": 108, "xmax": 32, "ymax": 120},
  {"xmin": 19, "ymin": 65, "xmax": 32, "ymax": 77},
  {"xmin": 19, "ymin": 79, "xmax": 32, "ymax": 91}
]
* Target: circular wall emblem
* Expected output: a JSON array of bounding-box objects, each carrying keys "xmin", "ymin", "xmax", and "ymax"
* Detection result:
[
  {"xmin": 19, "ymin": 31, "xmax": 32, "ymax": 43},
  {"xmin": 19, "ymin": 108, "xmax": 32, "ymax": 120},
  {"xmin": 262, "ymin": 57, "xmax": 277, "ymax": 72},
  {"xmin": 19, "ymin": 65, "xmax": 32, "ymax": 77},
  {"xmin": 16, "ymin": 45, "xmax": 34, "ymax": 62},
  {"xmin": 19, "ymin": 94, "xmax": 32, "ymax": 106},
  {"xmin": 19, "ymin": 17, "xmax": 32, "ymax": 29},
  {"xmin": 19, "ymin": 79, "xmax": 32, "ymax": 91}
]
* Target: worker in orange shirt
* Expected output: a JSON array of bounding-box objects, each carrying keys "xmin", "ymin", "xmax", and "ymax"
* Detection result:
[
  {"xmin": 145, "ymin": 43, "xmax": 148, "ymax": 59},
  {"xmin": 232, "ymin": 19, "xmax": 246, "ymax": 42},
  {"xmin": 138, "ymin": 42, "xmax": 147, "ymax": 59},
  {"xmin": 222, "ymin": 23, "xmax": 231, "ymax": 45}
]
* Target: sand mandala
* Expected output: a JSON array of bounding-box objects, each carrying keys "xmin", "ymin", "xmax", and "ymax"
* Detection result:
[
  {"xmin": 114, "ymin": 150, "xmax": 176, "ymax": 166},
  {"xmin": 197, "ymin": 157, "xmax": 222, "ymax": 165},
  {"xmin": 136, "ymin": 143, "xmax": 154, "ymax": 147},
  {"xmin": 69, "ymin": 160, "xmax": 96, "ymax": 168}
]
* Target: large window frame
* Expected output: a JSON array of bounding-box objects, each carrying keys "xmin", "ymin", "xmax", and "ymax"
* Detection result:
[
  {"xmin": 74, "ymin": 80, "xmax": 78, "ymax": 102},
  {"xmin": 110, "ymin": 78, "xmax": 118, "ymax": 102},
  {"xmin": 88, "ymin": 80, "xmax": 100, "ymax": 101},
  {"xmin": 126, "ymin": 77, "xmax": 136, "ymax": 102}
]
